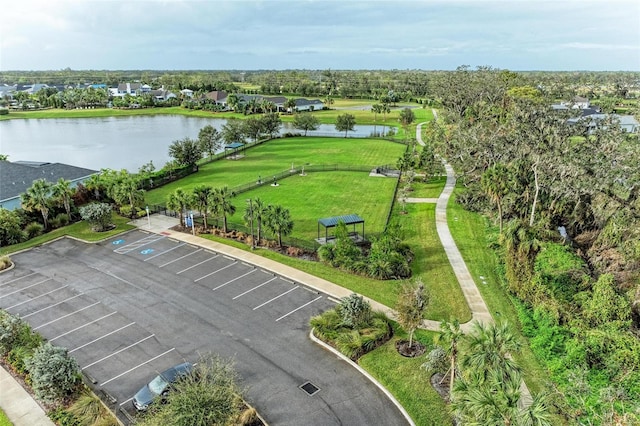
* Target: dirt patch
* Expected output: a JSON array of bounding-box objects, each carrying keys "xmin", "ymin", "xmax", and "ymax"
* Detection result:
[
  {"xmin": 395, "ymin": 340, "xmax": 426, "ymax": 357},
  {"xmin": 430, "ymin": 372, "xmax": 451, "ymax": 402}
]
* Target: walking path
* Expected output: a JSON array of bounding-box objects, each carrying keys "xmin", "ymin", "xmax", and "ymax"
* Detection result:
[{"xmin": 0, "ymin": 119, "xmax": 523, "ymax": 424}]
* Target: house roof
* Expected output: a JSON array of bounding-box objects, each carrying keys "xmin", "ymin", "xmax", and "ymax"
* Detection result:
[
  {"xmin": 204, "ymin": 90, "xmax": 228, "ymax": 101},
  {"xmin": 295, "ymin": 98, "xmax": 323, "ymax": 107},
  {"xmin": 0, "ymin": 161, "xmax": 98, "ymax": 203}
]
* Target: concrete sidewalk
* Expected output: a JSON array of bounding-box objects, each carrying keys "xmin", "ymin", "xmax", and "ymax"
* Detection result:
[{"xmin": 0, "ymin": 366, "xmax": 55, "ymax": 426}]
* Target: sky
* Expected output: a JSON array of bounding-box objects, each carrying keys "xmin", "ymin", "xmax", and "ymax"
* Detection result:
[{"xmin": 1, "ymin": 0, "xmax": 639, "ymax": 72}]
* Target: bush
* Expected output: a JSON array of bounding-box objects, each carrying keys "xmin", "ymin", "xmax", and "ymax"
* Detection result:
[
  {"xmin": 25, "ymin": 222, "xmax": 44, "ymax": 239},
  {"xmin": 54, "ymin": 213, "xmax": 70, "ymax": 228},
  {"xmin": 48, "ymin": 407, "xmax": 80, "ymax": 426},
  {"xmin": 79, "ymin": 203, "xmax": 113, "ymax": 232},
  {"xmin": 0, "ymin": 108, "xmax": 9, "ymax": 115},
  {"xmin": 339, "ymin": 293, "xmax": 371, "ymax": 328},
  {"xmin": 68, "ymin": 389, "xmax": 112, "ymax": 426},
  {"xmin": 25, "ymin": 343, "xmax": 81, "ymax": 404},
  {"xmin": 0, "ymin": 256, "xmax": 12, "ymax": 271}
]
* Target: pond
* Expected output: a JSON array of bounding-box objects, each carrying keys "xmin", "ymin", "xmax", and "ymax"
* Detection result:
[{"xmin": 0, "ymin": 115, "xmax": 388, "ymax": 172}]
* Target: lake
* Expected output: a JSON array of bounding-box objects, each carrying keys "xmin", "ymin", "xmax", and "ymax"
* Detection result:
[{"xmin": 0, "ymin": 116, "xmax": 385, "ymax": 172}]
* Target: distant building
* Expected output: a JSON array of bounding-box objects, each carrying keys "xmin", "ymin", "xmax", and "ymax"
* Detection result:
[{"xmin": 0, "ymin": 161, "xmax": 98, "ymax": 210}]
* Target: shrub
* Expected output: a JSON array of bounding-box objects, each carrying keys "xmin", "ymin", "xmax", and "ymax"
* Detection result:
[
  {"xmin": 0, "ymin": 256, "xmax": 12, "ymax": 271},
  {"xmin": 0, "ymin": 108, "xmax": 9, "ymax": 115},
  {"xmin": 79, "ymin": 203, "xmax": 113, "ymax": 232},
  {"xmin": 25, "ymin": 222, "xmax": 44, "ymax": 239},
  {"xmin": 339, "ymin": 293, "xmax": 371, "ymax": 328},
  {"xmin": 55, "ymin": 213, "xmax": 70, "ymax": 228},
  {"xmin": 422, "ymin": 346, "xmax": 449, "ymax": 374},
  {"xmin": 0, "ymin": 208, "xmax": 26, "ymax": 246},
  {"xmin": 48, "ymin": 407, "xmax": 80, "ymax": 426},
  {"xmin": 68, "ymin": 389, "xmax": 109, "ymax": 426},
  {"xmin": 25, "ymin": 343, "xmax": 81, "ymax": 404}
]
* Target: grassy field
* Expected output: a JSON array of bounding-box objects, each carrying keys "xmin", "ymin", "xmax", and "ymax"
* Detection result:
[
  {"xmin": 408, "ymin": 176, "xmax": 447, "ymax": 198},
  {"xmin": 447, "ymin": 189, "xmax": 550, "ymax": 395},
  {"xmin": 227, "ymin": 171, "xmax": 397, "ymax": 240},
  {"xmin": 391, "ymin": 203, "xmax": 471, "ymax": 322},
  {"xmin": 0, "ymin": 215, "xmax": 135, "ymax": 256},
  {"xmin": 145, "ymin": 136, "xmax": 407, "ymax": 205},
  {"xmin": 359, "ymin": 326, "xmax": 451, "ymax": 426},
  {"xmin": 0, "ymin": 408, "xmax": 11, "ymax": 426}
]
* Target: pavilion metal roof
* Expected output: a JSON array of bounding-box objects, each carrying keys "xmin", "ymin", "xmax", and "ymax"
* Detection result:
[
  {"xmin": 224, "ymin": 142, "xmax": 244, "ymax": 149},
  {"xmin": 318, "ymin": 214, "xmax": 364, "ymax": 228}
]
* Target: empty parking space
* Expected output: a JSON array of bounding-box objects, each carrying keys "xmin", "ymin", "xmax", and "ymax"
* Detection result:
[{"xmin": 1, "ymin": 231, "xmax": 407, "ymax": 425}]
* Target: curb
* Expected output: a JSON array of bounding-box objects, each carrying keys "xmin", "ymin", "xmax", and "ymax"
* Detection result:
[{"xmin": 309, "ymin": 329, "xmax": 416, "ymax": 426}]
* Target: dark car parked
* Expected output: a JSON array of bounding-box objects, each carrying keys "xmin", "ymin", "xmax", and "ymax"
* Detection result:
[{"xmin": 133, "ymin": 362, "xmax": 193, "ymax": 411}]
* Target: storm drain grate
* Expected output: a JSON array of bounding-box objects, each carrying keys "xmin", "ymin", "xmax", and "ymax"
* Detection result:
[{"xmin": 300, "ymin": 381, "xmax": 320, "ymax": 396}]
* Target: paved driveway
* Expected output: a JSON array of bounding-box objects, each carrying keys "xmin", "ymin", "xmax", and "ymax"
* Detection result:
[{"xmin": 0, "ymin": 230, "xmax": 408, "ymax": 425}]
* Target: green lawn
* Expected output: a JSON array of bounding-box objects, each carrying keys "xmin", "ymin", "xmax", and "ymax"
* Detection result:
[
  {"xmin": 0, "ymin": 215, "xmax": 135, "ymax": 256},
  {"xmin": 359, "ymin": 326, "xmax": 451, "ymax": 425},
  {"xmin": 145, "ymin": 137, "xmax": 407, "ymax": 205},
  {"xmin": 0, "ymin": 408, "xmax": 11, "ymax": 426},
  {"xmin": 447, "ymin": 188, "xmax": 550, "ymax": 395},
  {"xmin": 391, "ymin": 203, "xmax": 471, "ymax": 322},
  {"xmin": 227, "ymin": 171, "xmax": 397, "ymax": 240},
  {"xmin": 407, "ymin": 176, "xmax": 447, "ymax": 198}
]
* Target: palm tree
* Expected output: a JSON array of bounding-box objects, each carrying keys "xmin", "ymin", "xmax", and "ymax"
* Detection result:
[
  {"xmin": 167, "ymin": 188, "xmax": 193, "ymax": 227},
  {"xmin": 112, "ymin": 177, "xmax": 144, "ymax": 216},
  {"xmin": 213, "ymin": 186, "xmax": 236, "ymax": 233},
  {"xmin": 436, "ymin": 319, "xmax": 464, "ymax": 395},
  {"xmin": 21, "ymin": 179, "xmax": 53, "ymax": 229},
  {"xmin": 192, "ymin": 185, "xmax": 214, "ymax": 230},
  {"xmin": 461, "ymin": 321, "xmax": 522, "ymax": 385},
  {"xmin": 481, "ymin": 163, "xmax": 511, "ymax": 233},
  {"xmin": 51, "ymin": 178, "xmax": 75, "ymax": 218},
  {"xmin": 265, "ymin": 204, "xmax": 293, "ymax": 247},
  {"xmin": 285, "ymin": 98, "xmax": 297, "ymax": 114},
  {"xmin": 244, "ymin": 198, "xmax": 267, "ymax": 245},
  {"xmin": 323, "ymin": 95, "xmax": 334, "ymax": 110},
  {"xmin": 226, "ymin": 93, "xmax": 239, "ymax": 111}
]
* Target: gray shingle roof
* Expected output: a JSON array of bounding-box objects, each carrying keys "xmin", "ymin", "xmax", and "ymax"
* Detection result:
[
  {"xmin": 0, "ymin": 161, "xmax": 98, "ymax": 203},
  {"xmin": 318, "ymin": 214, "xmax": 364, "ymax": 227}
]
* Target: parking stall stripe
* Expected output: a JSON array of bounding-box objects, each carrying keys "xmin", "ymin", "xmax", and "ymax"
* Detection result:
[
  {"xmin": 253, "ymin": 286, "xmax": 299, "ymax": 310},
  {"xmin": 69, "ymin": 322, "xmax": 135, "ymax": 353},
  {"xmin": 0, "ymin": 272, "xmax": 38, "ymax": 288},
  {"xmin": 50, "ymin": 312, "xmax": 117, "ymax": 342},
  {"xmin": 232, "ymin": 277, "xmax": 278, "ymax": 300},
  {"xmin": 143, "ymin": 243, "xmax": 187, "ymax": 261},
  {"xmin": 158, "ymin": 249, "xmax": 202, "ymax": 268},
  {"xmin": 0, "ymin": 278, "xmax": 52, "ymax": 299},
  {"xmin": 211, "ymin": 269, "xmax": 256, "ymax": 290},
  {"xmin": 193, "ymin": 261, "xmax": 236, "ymax": 282},
  {"xmin": 6, "ymin": 285, "xmax": 69, "ymax": 310},
  {"xmin": 33, "ymin": 301, "xmax": 100, "ymax": 330},
  {"xmin": 176, "ymin": 256, "xmax": 218, "ymax": 274},
  {"xmin": 275, "ymin": 296, "xmax": 324, "ymax": 322},
  {"xmin": 83, "ymin": 334, "xmax": 155, "ymax": 369},
  {"xmin": 22, "ymin": 293, "xmax": 84, "ymax": 318},
  {"xmin": 101, "ymin": 348, "xmax": 175, "ymax": 386}
]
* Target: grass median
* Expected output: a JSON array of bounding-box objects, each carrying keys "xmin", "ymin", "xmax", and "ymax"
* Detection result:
[{"xmin": 0, "ymin": 215, "xmax": 135, "ymax": 256}]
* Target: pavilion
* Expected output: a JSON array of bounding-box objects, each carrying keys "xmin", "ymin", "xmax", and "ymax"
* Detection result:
[{"xmin": 316, "ymin": 214, "xmax": 366, "ymax": 245}]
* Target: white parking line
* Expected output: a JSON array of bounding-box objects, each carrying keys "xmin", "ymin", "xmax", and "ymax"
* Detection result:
[
  {"xmin": 22, "ymin": 293, "xmax": 84, "ymax": 318},
  {"xmin": 158, "ymin": 249, "xmax": 202, "ymax": 268},
  {"xmin": 0, "ymin": 278, "xmax": 52, "ymax": 299},
  {"xmin": 84, "ymin": 334, "xmax": 155, "ymax": 369},
  {"xmin": 253, "ymin": 286, "xmax": 299, "ymax": 310},
  {"xmin": 101, "ymin": 348, "xmax": 175, "ymax": 386},
  {"xmin": 143, "ymin": 243, "xmax": 186, "ymax": 261},
  {"xmin": 50, "ymin": 312, "xmax": 117, "ymax": 342},
  {"xmin": 232, "ymin": 277, "xmax": 277, "ymax": 300},
  {"xmin": 328, "ymin": 296, "xmax": 341, "ymax": 304},
  {"xmin": 0, "ymin": 272, "xmax": 37, "ymax": 288},
  {"xmin": 119, "ymin": 397, "xmax": 134, "ymax": 407},
  {"xmin": 114, "ymin": 234, "xmax": 166, "ymax": 254},
  {"xmin": 275, "ymin": 296, "xmax": 323, "ymax": 322},
  {"xmin": 176, "ymin": 256, "xmax": 218, "ymax": 274},
  {"xmin": 193, "ymin": 261, "xmax": 235, "ymax": 282},
  {"xmin": 69, "ymin": 322, "xmax": 135, "ymax": 353},
  {"xmin": 6, "ymin": 285, "xmax": 69, "ymax": 310},
  {"xmin": 211, "ymin": 269, "xmax": 256, "ymax": 291},
  {"xmin": 33, "ymin": 301, "xmax": 100, "ymax": 330}
]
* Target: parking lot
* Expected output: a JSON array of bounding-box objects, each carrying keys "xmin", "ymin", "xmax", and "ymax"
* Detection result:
[{"xmin": 0, "ymin": 230, "xmax": 408, "ymax": 425}]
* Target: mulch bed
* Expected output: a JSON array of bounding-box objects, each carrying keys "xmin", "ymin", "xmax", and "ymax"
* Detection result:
[{"xmin": 395, "ymin": 339, "xmax": 426, "ymax": 358}]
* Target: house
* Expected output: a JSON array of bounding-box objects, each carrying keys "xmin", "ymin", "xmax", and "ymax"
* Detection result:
[
  {"xmin": 0, "ymin": 161, "xmax": 98, "ymax": 210},
  {"xmin": 567, "ymin": 113, "xmax": 640, "ymax": 134},
  {"xmin": 150, "ymin": 89, "xmax": 177, "ymax": 102},
  {"xmin": 293, "ymin": 98, "xmax": 324, "ymax": 112},
  {"xmin": 572, "ymin": 96, "xmax": 590, "ymax": 109},
  {"xmin": 180, "ymin": 89, "xmax": 194, "ymax": 98},
  {"xmin": 114, "ymin": 83, "xmax": 144, "ymax": 97},
  {"xmin": 204, "ymin": 90, "xmax": 228, "ymax": 105}
]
